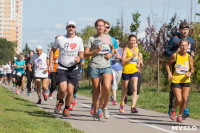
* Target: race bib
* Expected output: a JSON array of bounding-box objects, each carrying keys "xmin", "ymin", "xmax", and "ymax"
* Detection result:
[
  {"xmin": 98, "ymin": 45, "xmax": 110, "ymax": 54},
  {"xmin": 129, "ymin": 57, "xmax": 138, "ymax": 64},
  {"xmin": 17, "ymin": 72, "xmax": 22, "ymax": 77},
  {"xmin": 176, "ymin": 64, "xmax": 188, "ymax": 74}
]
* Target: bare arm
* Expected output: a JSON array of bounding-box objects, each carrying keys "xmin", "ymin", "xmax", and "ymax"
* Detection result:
[
  {"xmin": 49, "ymin": 47, "xmax": 57, "ymax": 72},
  {"xmin": 121, "ymin": 48, "xmax": 137, "ymax": 65},
  {"xmin": 185, "ymin": 55, "xmax": 194, "ymax": 78},
  {"xmin": 84, "ymin": 47, "xmax": 102, "ymax": 59}
]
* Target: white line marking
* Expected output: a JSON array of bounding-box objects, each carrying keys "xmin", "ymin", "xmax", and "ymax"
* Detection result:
[{"xmin": 77, "ymin": 101, "xmax": 176, "ymax": 133}]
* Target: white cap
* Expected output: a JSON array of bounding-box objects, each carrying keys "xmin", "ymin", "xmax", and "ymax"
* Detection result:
[
  {"xmin": 36, "ymin": 45, "xmax": 43, "ymax": 50},
  {"xmin": 14, "ymin": 57, "xmax": 17, "ymax": 60},
  {"xmin": 66, "ymin": 21, "xmax": 76, "ymax": 27}
]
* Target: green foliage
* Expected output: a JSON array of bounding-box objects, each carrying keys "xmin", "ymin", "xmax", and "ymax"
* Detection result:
[
  {"xmin": 130, "ymin": 11, "xmax": 141, "ymax": 34},
  {"xmin": 109, "ymin": 19, "xmax": 123, "ymax": 38},
  {"xmin": 79, "ymin": 26, "xmax": 96, "ymax": 45},
  {"xmin": 138, "ymin": 44, "xmax": 150, "ymax": 61},
  {"xmin": 47, "ymin": 41, "xmax": 54, "ymax": 53},
  {"xmin": 22, "ymin": 43, "xmax": 30, "ymax": 55},
  {"xmin": 0, "ymin": 38, "xmax": 17, "ymax": 64}
]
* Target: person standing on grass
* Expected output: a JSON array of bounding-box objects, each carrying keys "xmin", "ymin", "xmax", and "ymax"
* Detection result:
[
  {"xmin": 49, "ymin": 21, "xmax": 84, "ymax": 117},
  {"xmin": 110, "ymin": 38, "xmax": 123, "ymax": 105},
  {"xmin": 119, "ymin": 35, "xmax": 140, "ymax": 113},
  {"xmin": 26, "ymin": 50, "xmax": 35, "ymax": 96},
  {"xmin": 13, "ymin": 54, "xmax": 26, "ymax": 94},
  {"xmin": 84, "ymin": 19, "xmax": 114, "ymax": 120},
  {"xmin": 29, "ymin": 46, "xmax": 49, "ymax": 104},
  {"xmin": 166, "ymin": 22, "xmax": 195, "ymax": 117},
  {"xmin": 166, "ymin": 39, "xmax": 194, "ymax": 123}
]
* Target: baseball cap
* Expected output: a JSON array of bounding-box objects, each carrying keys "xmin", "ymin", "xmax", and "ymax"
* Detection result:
[
  {"xmin": 36, "ymin": 45, "xmax": 43, "ymax": 49},
  {"xmin": 179, "ymin": 22, "xmax": 189, "ymax": 29},
  {"xmin": 66, "ymin": 21, "xmax": 76, "ymax": 27}
]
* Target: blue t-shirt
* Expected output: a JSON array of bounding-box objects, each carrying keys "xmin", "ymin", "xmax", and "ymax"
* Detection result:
[
  {"xmin": 111, "ymin": 47, "xmax": 123, "ymax": 71},
  {"xmin": 112, "ymin": 37, "xmax": 119, "ymax": 49},
  {"xmin": 15, "ymin": 59, "xmax": 25, "ymax": 73}
]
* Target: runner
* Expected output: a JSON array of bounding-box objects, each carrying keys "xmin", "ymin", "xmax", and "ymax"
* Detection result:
[
  {"xmin": 166, "ymin": 39, "xmax": 194, "ymax": 122},
  {"xmin": 3, "ymin": 65, "xmax": 7, "ymax": 84},
  {"xmin": 29, "ymin": 46, "xmax": 49, "ymax": 104},
  {"xmin": 166, "ymin": 22, "xmax": 195, "ymax": 117},
  {"xmin": 110, "ymin": 38, "xmax": 123, "ymax": 105},
  {"xmin": 26, "ymin": 50, "xmax": 35, "ymax": 96},
  {"xmin": 48, "ymin": 49, "xmax": 59, "ymax": 100},
  {"xmin": 84, "ymin": 19, "xmax": 114, "ymax": 120},
  {"xmin": 0, "ymin": 65, "xmax": 4, "ymax": 84},
  {"xmin": 12, "ymin": 57, "xmax": 17, "ymax": 89},
  {"xmin": 119, "ymin": 35, "xmax": 140, "ymax": 113},
  {"xmin": 13, "ymin": 53, "xmax": 26, "ymax": 94},
  {"xmin": 5, "ymin": 61, "xmax": 12, "ymax": 86},
  {"xmin": 49, "ymin": 21, "xmax": 84, "ymax": 117}
]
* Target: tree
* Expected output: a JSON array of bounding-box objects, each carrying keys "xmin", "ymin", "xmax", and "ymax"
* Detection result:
[
  {"xmin": 130, "ymin": 11, "xmax": 141, "ymax": 37},
  {"xmin": 47, "ymin": 41, "xmax": 54, "ymax": 53},
  {"xmin": 22, "ymin": 43, "xmax": 30, "ymax": 55},
  {"xmin": 79, "ymin": 26, "xmax": 96, "ymax": 45},
  {"xmin": 0, "ymin": 38, "xmax": 17, "ymax": 64}
]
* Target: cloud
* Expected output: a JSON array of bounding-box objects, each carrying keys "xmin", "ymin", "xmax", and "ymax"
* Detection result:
[
  {"xmin": 76, "ymin": 17, "xmax": 97, "ymax": 25},
  {"xmin": 138, "ymin": 32, "xmax": 146, "ymax": 39},
  {"xmin": 55, "ymin": 23, "xmax": 65, "ymax": 30}
]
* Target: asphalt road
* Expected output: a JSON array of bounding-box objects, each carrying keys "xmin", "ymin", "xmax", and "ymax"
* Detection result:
[{"xmin": 3, "ymin": 85, "xmax": 200, "ymax": 133}]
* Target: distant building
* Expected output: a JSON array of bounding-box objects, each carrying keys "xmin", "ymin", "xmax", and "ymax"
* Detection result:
[{"xmin": 0, "ymin": 0, "xmax": 23, "ymax": 54}]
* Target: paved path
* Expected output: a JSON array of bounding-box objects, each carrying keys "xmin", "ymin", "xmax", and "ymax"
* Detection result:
[{"xmin": 3, "ymin": 85, "xmax": 200, "ymax": 133}]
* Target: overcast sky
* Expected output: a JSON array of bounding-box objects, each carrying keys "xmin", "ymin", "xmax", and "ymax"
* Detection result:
[{"xmin": 22, "ymin": 0, "xmax": 200, "ymax": 53}]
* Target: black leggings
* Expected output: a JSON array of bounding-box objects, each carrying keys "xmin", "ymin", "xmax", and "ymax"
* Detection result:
[
  {"xmin": 6, "ymin": 73, "xmax": 12, "ymax": 83},
  {"xmin": 127, "ymin": 72, "xmax": 142, "ymax": 96},
  {"xmin": 26, "ymin": 71, "xmax": 34, "ymax": 92},
  {"xmin": 50, "ymin": 72, "xmax": 58, "ymax": 94},
  {"xmin": 15, "ymin": 74, "xmax": 24, "ymax": 86}
]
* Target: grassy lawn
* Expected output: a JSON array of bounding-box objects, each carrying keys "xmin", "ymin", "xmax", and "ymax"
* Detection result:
[
  {"xmin": 0, "ymin": 85, "xmax": 83, "ymax": 133},
  {"xmin": 78, "ymin": 80, "xmax": 200, "ymax": 120}
]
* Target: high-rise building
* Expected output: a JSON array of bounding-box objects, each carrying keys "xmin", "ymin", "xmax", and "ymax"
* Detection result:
[{"xmin": 0, "ymin": 0, "xmax": 23, "ymax": 54}]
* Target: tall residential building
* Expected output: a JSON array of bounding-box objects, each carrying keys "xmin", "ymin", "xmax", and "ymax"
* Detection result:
[{"xmin": 0, "ymin": 0, "xmax": 23, "ymax": 54}]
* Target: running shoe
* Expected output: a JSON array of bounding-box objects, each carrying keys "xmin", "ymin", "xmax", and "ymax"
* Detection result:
[
  {"xmin": 102, "ymin": 108, "xmax": 110, "ymax": 119},
  {"xmin": 72, "ymin": 98, "xmax": 76, "ymax": 106},
  {"xmin": 124, "ymin": 97, "xmax": 128, "ymax": 104},
  {"xmin": 98, "ymin": 109, "xmax": 103, "ymax": 118},
  {"xmin": 177, "ymin": 116, "xmax": 183, "ymax": 123},
  {"xmin": 169, "ymin": 109, "xmax": 176, "ymax": 121},
  {"xmin": 111, "ymin": 96, "xmax": 113, "ymax": 101},
  {"xmin": 12, "ymin": 87, "xmax": 15, "ymax": 90},
  {"xmin": 63, "ymin": 108, "xmax": 71, "ymax": 117},
  {"xmin": 73, "ymin": 94, "xmax": 76, "ymax": 98},
  {"xmin": 37, "ymin": 99, "xmax": 41, "ymax": 104},
  {"xmin": 119, "ymin": 103, "xmax": 124, "ymax": 113},
  {"xmin": 16, "ymin": 89, "xmax": 20, "ymax": 94},
  {"xmin": 93, "ymin": 113, "xmax": 99, "ymax": 121},
  {"xmin": 27, "ymin": 91, "xmax": 31, "ymax": 96},
  {"xmin": 112, "ymin": 100, "xmax": 117, "ymax": 105},
  {"xmin": 90, "ymin": 104, "xmax": 94, "ymax": 115},
  {"xmin": 48, "ymin": 93, "xmax": 53, "ymax": 100},
  {"xmin": 43, "ymin": 93, "xmax": 47, "ymax": 101},
  {"xmin": 131, "ymin": 107, "xmax": 138, "ymax": 113},
  {"xmin": 182, "ymin": 108, "xmax": 190, "ymax": 118},
  {"xmin": 68, "ymin": 104, "xmax": 73, "ymax": 111},
  {"xmin": 54, "ymin": 101, "xmax": 63, "ymax": 114}
]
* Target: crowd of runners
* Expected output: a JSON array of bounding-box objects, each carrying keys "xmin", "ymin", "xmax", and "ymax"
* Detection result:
[{"xmin": 0, "ymin": 19, "xmax": 195, "ymax": 123}]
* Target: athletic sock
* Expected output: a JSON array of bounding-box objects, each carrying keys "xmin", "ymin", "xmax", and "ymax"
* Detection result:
[
  {"xmin": 121, "ymin": 102, "xmax": 124, "ymax": 105},
  {"xmin": 65, "ymin": 105, "xmax": 70, "ymax": 109},
  {"xmin": 59, "ymin": 99, "xmax": 64, "ymax": 104},
  {"xmin": 131, "ymin": 105, "xmax": 135, "ymax": 108}
]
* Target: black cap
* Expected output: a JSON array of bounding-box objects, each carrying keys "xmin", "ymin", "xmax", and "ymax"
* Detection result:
[{"xmin": 179, "ymin": 22, "xmax": 189, "ymax": 29}]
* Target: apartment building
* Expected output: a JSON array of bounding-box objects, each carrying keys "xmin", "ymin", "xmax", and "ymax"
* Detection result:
[{"xmin": 0, "ymin": 0, "xmax": 23, "ymax": 54}]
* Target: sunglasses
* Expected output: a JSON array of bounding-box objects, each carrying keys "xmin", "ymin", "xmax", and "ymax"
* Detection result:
[
  {"xmin": 67, "ymin": 25, "xmax": 75, "ymax": 28},
  {"xmin": 105, "ymin": 26, "xmax": 110, "ymax": 29}
]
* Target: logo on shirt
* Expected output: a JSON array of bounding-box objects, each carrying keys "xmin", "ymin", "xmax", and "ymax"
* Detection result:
[{"xmin": 70, "ymin": 43, "xmax": 77, "ymax": 50}]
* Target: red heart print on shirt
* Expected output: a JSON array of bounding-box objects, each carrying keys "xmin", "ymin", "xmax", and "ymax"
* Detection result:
[{"xmin": 70, "ymin": 43, "xmax": 77, "ymax": 50}]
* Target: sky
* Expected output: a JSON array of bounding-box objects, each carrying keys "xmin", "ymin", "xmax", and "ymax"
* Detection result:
[{"xmin": 22, "ymin": 0, "xmax": 200, "ymax": 53}]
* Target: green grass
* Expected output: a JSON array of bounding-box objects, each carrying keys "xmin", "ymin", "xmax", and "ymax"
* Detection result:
[
  {"xmin": 78, "ymin": 80, "xmax": 200, "ymax": 120},
  {"xmin": 0, "ymin": 85, "xmax": 83, "ymax": 133}
]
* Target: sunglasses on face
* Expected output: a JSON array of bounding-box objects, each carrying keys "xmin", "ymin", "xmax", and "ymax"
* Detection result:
[
  {"xmin": 67, "ymin": 25, "xmax": 75, "ymax": 28},
  {"xmin": 105, "ymin": 26, "xmax": 110, "ymax": 29}
]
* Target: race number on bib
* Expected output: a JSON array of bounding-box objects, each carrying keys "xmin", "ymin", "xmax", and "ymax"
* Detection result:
[
  {"xmin": 98, "ymin": 45, "xmax": 110, "ymax": 54},
  {"xmin": 176, "ymin": 64, "xmax": 188, "ymax": 74},
  {"xmin": 17, "ymin": 72, "xmax": 22, "ymax": 77},
  {"xmin": 129, "ymin": 57, "xmax": 138, "ymax": 64}
]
